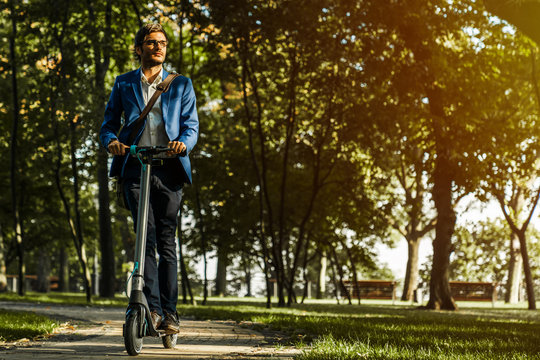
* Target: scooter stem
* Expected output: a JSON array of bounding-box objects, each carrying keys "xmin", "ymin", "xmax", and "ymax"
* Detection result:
[{"xmin": 132, "ymin": 161, "xmax": 152, "ymax": 291}]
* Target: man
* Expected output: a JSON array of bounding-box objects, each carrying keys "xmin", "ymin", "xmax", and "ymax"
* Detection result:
[{"xmin": 99, "ymin": 23, "xmax": 199, "ymax": 333}]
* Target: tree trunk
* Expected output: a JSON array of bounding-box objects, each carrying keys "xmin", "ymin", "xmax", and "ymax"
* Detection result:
[
  {"xmin": 0, "ymin": 224, "xmax": 7, "ymax": 292},
  {"xmin": 37, "ymin": 249, "xmax": 51, "ymax": 293},
  {"xmin": 328, "ymin": 254, "xmax": 340, "ymax": 305},
  {"xmin": 506, "ymin": 233, "xmax": 523, "ymax": 303},
  {"xmin": 193, "ymin": 176, "xmax": 208, "ymax": 304},
  {"xmin": 331, "ymin": 246, "xmax": 351, "ymax": 305},
  {"xmin": 517, "ymin": 232, "xmax": 536, "ymax": 309},
  {"xmin": 178, "ymin": 216, "xmax": 194, "ymax": 305},
  {"xmin": 402, "ymin": 236, "xmax": 421, "ymax": 301},
  {"xmin": 503, "ymin": 190, "xmax": 525, "ymax": 304},
  {"xmin": 86, "ymin": 0, "xmax": 115, "ymax": 299},
  {"xmin": 300, "ymin": 237, "xmax": 311, "ymax": 303},
  {"xmin": 93, "ymin": 248, "xmax": 100, "ymax": 296},
  {"xmin": 215, "ymin": 249, "xmax": 228, "ymax": 296},
  {"xmin": 244, "ymin": 259, "xmax": 252, "ymax": 297},
  {"xmin": 58, "ymin": 246, "xmax": 69, "ymax": 292},
  {"xmin": 495, "ymin": 185, "xmax": 539, "ymax": 310},
  {"xmin": 426, "ymin": 151, "xmax": 457, "ymax": 310},
  {"xmin": 316, "ymin": 251, "xmax": 327, "ymax": 299},
  {"xmin": 349, "ymin": 254, "xmax": 361, "ymax": 305},
  {"xmin": 203, "ymin": 245, "xmax": 209, "ymax": 304},
  {"xmin": 9, "ymin": 0, "xmax": 25, "ymax": 297},
  {"xmin": 340, "ymin": 239, "xmax": 361, "ymax": 305},
  {"xmin": 280, "ymin": 47, "xmax": 299, "ymax": 307},
  {"xmin": 97, "ymin": 126, "xmax": 115, "ymax": 297},
  {"xmin": 259, "ymin": 234, "xmax": 272, "ymax": 308},
  {"xmin": 180, "ymin": 252, "xmax": 194, "ymax": 305},
  {"xmin": 178, "ymin": 215, "xmax": 187, "ymax": 304}
]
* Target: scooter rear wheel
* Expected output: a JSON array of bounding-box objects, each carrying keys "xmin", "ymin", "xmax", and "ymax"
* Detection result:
[
  {"xmin": 162, "ymin": 333, "xmax": 178, "ymax": 349},
  {"xmin": 125, "ymin": 311, "xmax": 144, "ymax": 355}
]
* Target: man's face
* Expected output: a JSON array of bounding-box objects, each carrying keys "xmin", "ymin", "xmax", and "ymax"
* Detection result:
[{"xmin": 136, "ymin": 31, "xmax": 167, "ymax": 67}]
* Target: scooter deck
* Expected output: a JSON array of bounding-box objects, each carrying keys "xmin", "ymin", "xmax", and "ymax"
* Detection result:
[{"xmin": 157, "ymin": 329, "xmax": 180, "ymax": 335}]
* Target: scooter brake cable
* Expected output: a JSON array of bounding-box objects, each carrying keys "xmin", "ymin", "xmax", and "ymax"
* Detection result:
[{"xmin": 125, "ymin": 261, "xmax": 139, "ymax": 299}]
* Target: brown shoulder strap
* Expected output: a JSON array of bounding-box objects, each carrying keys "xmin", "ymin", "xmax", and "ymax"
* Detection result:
[{"xmin": 128, "ymin": 73, "xmax": 181, "ymax": 145}]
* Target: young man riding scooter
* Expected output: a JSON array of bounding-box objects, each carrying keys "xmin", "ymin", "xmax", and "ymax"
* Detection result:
[{"xmin": 99, "ymin": 23, "xmax": 199, "ymax": 334}]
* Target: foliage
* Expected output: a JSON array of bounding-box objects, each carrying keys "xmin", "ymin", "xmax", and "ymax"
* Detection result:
[{"xmin": 450, "ymin": 219, "xmax": 510, "ymax": 283}]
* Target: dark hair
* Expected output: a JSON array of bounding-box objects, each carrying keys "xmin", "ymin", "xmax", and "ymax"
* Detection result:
[{"xmin": 133, "ymin": 23, "xmax": 169, "ymax": 62}]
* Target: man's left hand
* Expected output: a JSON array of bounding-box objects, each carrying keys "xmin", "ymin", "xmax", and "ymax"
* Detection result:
[{"xmin": 167, "ymin": 141, "xmax": 187, "ymax": 156}]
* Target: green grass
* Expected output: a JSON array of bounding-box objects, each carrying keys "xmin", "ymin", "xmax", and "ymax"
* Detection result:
[
  {"xmin": 176, "ymin": 298, "xmax": 540, "ymax": 359},
  {"xmin": 0, "ymin": 291, "xmax": 128, "ymax": 307},
  {"xmin": 1, "ymin": 293, "xmax": 539, "ymax": 358},
  {"xmin": 0, "ymin": 310, "xmax": 58, "ymax": 341}
]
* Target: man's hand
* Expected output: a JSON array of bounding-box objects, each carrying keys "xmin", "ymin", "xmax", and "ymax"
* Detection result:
[
  {"xmin": 108, "ymin": 139, "xmax": 129, "ymax": 156},
  {"xmin": 167, "ymin": 141, "xmax": 187, "ymax": 156}
]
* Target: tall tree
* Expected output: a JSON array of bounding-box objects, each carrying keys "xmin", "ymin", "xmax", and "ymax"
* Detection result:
[
  {"xmin": 387, "ymin": 141, "xmax": 436, "ymax": 301},
  {"xmin": 494, "ymin": 186, "xmax": 539, "ymax": 309},
  {"xmin": 86, "ymin": 0, "xmax": 116, "ymax": 298},
  {"xmin": 361, "ymin": 0, "xmax": 540, "ymax": 309},
  {"xmin": 8, "ymin": 0, "xmax": 25, "ymax": 296}
]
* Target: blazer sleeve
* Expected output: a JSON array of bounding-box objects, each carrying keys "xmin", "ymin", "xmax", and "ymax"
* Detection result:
[
  {"xmin": 177, "ymin": 78, "xmax": 199, "ymax": 154},
  {"xmin": 99, "ymin": 77, "xmax": 123, "ymax": 150}
]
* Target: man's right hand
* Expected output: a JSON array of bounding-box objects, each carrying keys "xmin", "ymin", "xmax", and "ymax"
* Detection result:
[{"xmin": 108, "ymin": 139, "xmax": 129, "ymax": 156}]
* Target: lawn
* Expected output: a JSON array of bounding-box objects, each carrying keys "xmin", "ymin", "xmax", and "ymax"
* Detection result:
[
  {"xmin": 0, "ymin": 291, "xmax": 128, "ymax": 307},
  {"xmin": 0, "ymin": 310, "xmax": 58, "ymax": 341},
  {"xmin": 1, "ymin": 293, "xmax": 539, "ymax": 359},
  {"xmin": 177, "ymin": 298, "xmax": 540, "ymax": 360}
]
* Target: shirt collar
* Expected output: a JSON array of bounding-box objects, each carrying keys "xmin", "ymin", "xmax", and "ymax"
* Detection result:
[{"xmin": 140, "ymin": 67, "xmax": 164, "ymax": 86}]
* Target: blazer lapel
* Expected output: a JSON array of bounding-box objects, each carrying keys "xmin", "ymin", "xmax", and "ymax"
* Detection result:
[
  {"xmin": 131, "ymin": 68, "xmax": 145, "ymax": 113},
  {"xmin": 161, "ymin": 69, "xmax": 170, "ymax": 124}
]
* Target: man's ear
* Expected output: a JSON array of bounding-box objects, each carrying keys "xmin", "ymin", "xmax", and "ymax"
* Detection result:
[{"xmin": 135, "ymin": 46, "xmax": 142, "ymax": 56}]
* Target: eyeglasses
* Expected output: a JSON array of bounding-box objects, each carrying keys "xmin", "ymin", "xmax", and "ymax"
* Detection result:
[{"xmin": 143, "ymin": 40, "xmax": 168, "ymax": 48}]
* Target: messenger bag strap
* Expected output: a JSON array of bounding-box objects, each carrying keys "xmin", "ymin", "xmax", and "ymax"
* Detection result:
[{"xmin": 127, "ymin": 72, "xmax": 181, "ymax": 145}]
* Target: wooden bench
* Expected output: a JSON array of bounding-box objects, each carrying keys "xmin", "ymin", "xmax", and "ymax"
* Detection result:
[
  {"xmin": 6, "ymin": 274, "xmax": 59, "ymax": 292},
  {"xmin": 342, "ymin": 280, "xmax": 397, "ymax": 303},
  {"xmin": 449, "ymin": 281, "xmax": 498, "ymax": 306}
]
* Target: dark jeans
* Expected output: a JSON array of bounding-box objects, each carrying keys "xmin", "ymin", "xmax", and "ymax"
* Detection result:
[{"xmin": 123, "ymin": 160, "xmax": 183, "ymax": 316}]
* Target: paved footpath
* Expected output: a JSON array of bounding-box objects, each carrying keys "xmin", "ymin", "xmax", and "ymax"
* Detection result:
[{"xmin": 0, "ymin": 301, "xmax": 301, "ymax": 360}]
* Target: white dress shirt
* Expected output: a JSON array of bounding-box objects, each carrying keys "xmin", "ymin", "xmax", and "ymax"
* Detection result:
[{"xmin": 138, "ymin": 68, "xmax": 170, "ymax": 157}]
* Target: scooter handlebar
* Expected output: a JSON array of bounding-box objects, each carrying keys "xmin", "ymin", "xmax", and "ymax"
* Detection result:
[{"xmin": 129, "ymin": 145, "xmax": 187, "ymax": 157}]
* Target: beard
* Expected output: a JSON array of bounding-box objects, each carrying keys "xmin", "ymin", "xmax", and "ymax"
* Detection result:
[
  {"xmin": 142, "ymin": 52, "xmax": 165, "ymax": 67},
  {"xmin": 145, "ymin": 58, "xmax": 164, "ymax": 67}
]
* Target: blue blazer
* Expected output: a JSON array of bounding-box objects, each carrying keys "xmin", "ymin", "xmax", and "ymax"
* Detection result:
[{"xmin": 99, "ymin": 68, "xmax": 199, "ymax": 184}]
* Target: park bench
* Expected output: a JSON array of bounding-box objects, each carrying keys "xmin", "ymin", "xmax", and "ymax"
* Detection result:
[
  {"xmin": 449, "ymin": 281, "xmax": 498, "ymax": 306},
  {"xmin": 342, "ymin": 280, "xmax": 397, "ymax": 303},
  {"xmin": 6, "ymin": 274, "xmax": 59, "ymax": 292}
]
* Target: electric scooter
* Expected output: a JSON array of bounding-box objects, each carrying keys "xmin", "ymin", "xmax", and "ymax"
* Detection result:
[{"xmin": 123, "ymin": 145, "xmax": 178, "ymax": 356}]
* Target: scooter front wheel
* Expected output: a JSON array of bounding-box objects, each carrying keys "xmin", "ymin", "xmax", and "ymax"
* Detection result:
[
  {"xmin": 125, "ymin": 311, "xmax": 144, "ymax": 355},
  {"xmin": 162, "ymin": 333, "xmax": 178, "ymax": 349}
]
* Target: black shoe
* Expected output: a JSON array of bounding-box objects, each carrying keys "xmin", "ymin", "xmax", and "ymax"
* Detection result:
[
  {"xmin": 161, "ymin": 311, "xmax": 180, "ymax": 333},
  {"xmin": 150, "ymin": 310, "xmax": 162, "ymax": 330}
]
